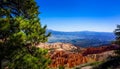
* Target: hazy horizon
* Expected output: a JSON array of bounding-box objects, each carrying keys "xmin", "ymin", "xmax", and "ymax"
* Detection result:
[
  {"xmin": 47, "ymin": 29, "xmax": 114, "ymax": 33},
  {"xmin": 36, "ymin": 0, "xmax": 120, "ymax": 32}
]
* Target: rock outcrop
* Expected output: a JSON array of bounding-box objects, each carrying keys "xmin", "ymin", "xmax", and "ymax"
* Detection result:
[
  {"xmin": 37, "ymin": 43, "xmax": 119, "ymax": 68},
  {"xmin": 37, "ymin": 42, "xmax": 78, "ymax": 51},
  {"xmin": 49, "ymin": 51, "xmax": 95, "ymax": 68},
  {"xmin": 82, "ymin": 44, "xmax": 119, "ymax": 56}
]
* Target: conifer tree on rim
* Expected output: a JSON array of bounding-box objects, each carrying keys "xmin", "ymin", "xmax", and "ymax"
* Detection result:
[
  {"xmin": 114, "ymin": 25, "xmax": 120, "ymax": 55},
  {"xmin": 0, "ymin": 0, "xmax": 51, "ymax": 68}
]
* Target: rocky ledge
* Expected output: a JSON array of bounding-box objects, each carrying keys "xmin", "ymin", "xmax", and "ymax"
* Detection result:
[{"xmin": 36, "ymin": 42, "xmax": 80, "ymax": 51}]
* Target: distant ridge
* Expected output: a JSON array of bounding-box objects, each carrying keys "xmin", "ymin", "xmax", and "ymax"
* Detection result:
[
  {"xmin": 47, "ymin": 29, "xmax": 115, "ymax": 47},
  {"xmin": 47, "ymin": 29, "xmax": 113, "ymax": 33}
]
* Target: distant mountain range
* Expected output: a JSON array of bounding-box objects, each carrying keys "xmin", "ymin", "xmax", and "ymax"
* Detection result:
[{"xmin": 47, "ymin": 29, "xmax": 115, "ymax": 47}]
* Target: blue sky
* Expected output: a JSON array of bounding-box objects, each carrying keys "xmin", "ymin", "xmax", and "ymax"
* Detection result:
[{"xmin": 36, "ymin": 0, "xmax": 120, "ymax": 32}]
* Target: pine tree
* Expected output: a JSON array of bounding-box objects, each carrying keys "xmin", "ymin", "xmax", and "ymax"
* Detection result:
[
  {"xmin": 93, "ymin": 25, "xmax": 120, "ymax": 69},
  {"xmin": 0, "ymin": 0, "xmax": 51, "ymax": 68},
  {"xmin": 114, "ymin": 25, "xmax": 120, "ymax": 55}
]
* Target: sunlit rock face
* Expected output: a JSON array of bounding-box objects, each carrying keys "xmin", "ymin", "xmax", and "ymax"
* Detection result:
[
  {"xmin": 37, "ymin": 42, "xmax": 78, "ymax": 51},
  {"xmin": 37, "ymin": 43, "xmax": 119, "ymax": 68},
  {"xmin": 49, "ymin": 51, "xmax": 95, "ymax": 68}
]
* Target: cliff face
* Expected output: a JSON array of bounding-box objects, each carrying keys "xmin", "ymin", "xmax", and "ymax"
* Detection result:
[
  {"xmin": 37, "ymin": 42, "xmax": 79, "ymax": 51},
  {"xmin": 37, "ymin": 43, "xmax": 119, "ymax": 68},
  {"xmin": 49, "ymin": 51, "xmax": 95, "ymax": 68},
  {"xmin": 82, "ymin": 44, "xmax": 119, "ymax": 56}
]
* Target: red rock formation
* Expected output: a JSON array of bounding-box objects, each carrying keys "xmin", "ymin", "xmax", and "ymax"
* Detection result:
[
  {"xmin": 82, "ymin": 45, "xmax": 120, "ymax": 56},
  {"xmin": 49, "ymin": 51, "xmax": 95, "ymax": 68},
  {"xmin": 37, "ymin": 42, "xmax": 78, "ymax": 51},
  {"xmin": 37, "ymin": 43, "xmax": 119, "ymax": 68}
]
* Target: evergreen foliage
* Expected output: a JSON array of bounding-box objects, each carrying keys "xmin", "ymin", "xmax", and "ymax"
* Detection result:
[
  {"xmin": 93, "ymin": 25, "xmax": 120, "ymax": 69},
  {"xmin": 0, "ymin": 0, "xmax": 51, "ymax": 68},
  {"xmin": 114, "ymin": 25, "xmax": 120, "ymax": 55}
]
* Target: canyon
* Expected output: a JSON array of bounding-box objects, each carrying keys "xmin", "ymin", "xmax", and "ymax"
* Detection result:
[{"xmin": 37, "ymin": 43, "xmax": 119, "ymax": 68}]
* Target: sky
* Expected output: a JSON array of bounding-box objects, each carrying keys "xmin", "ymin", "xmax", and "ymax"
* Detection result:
[{"xmin": 36, "ymin": 0, "xmax": 120, "ymax": 32}]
